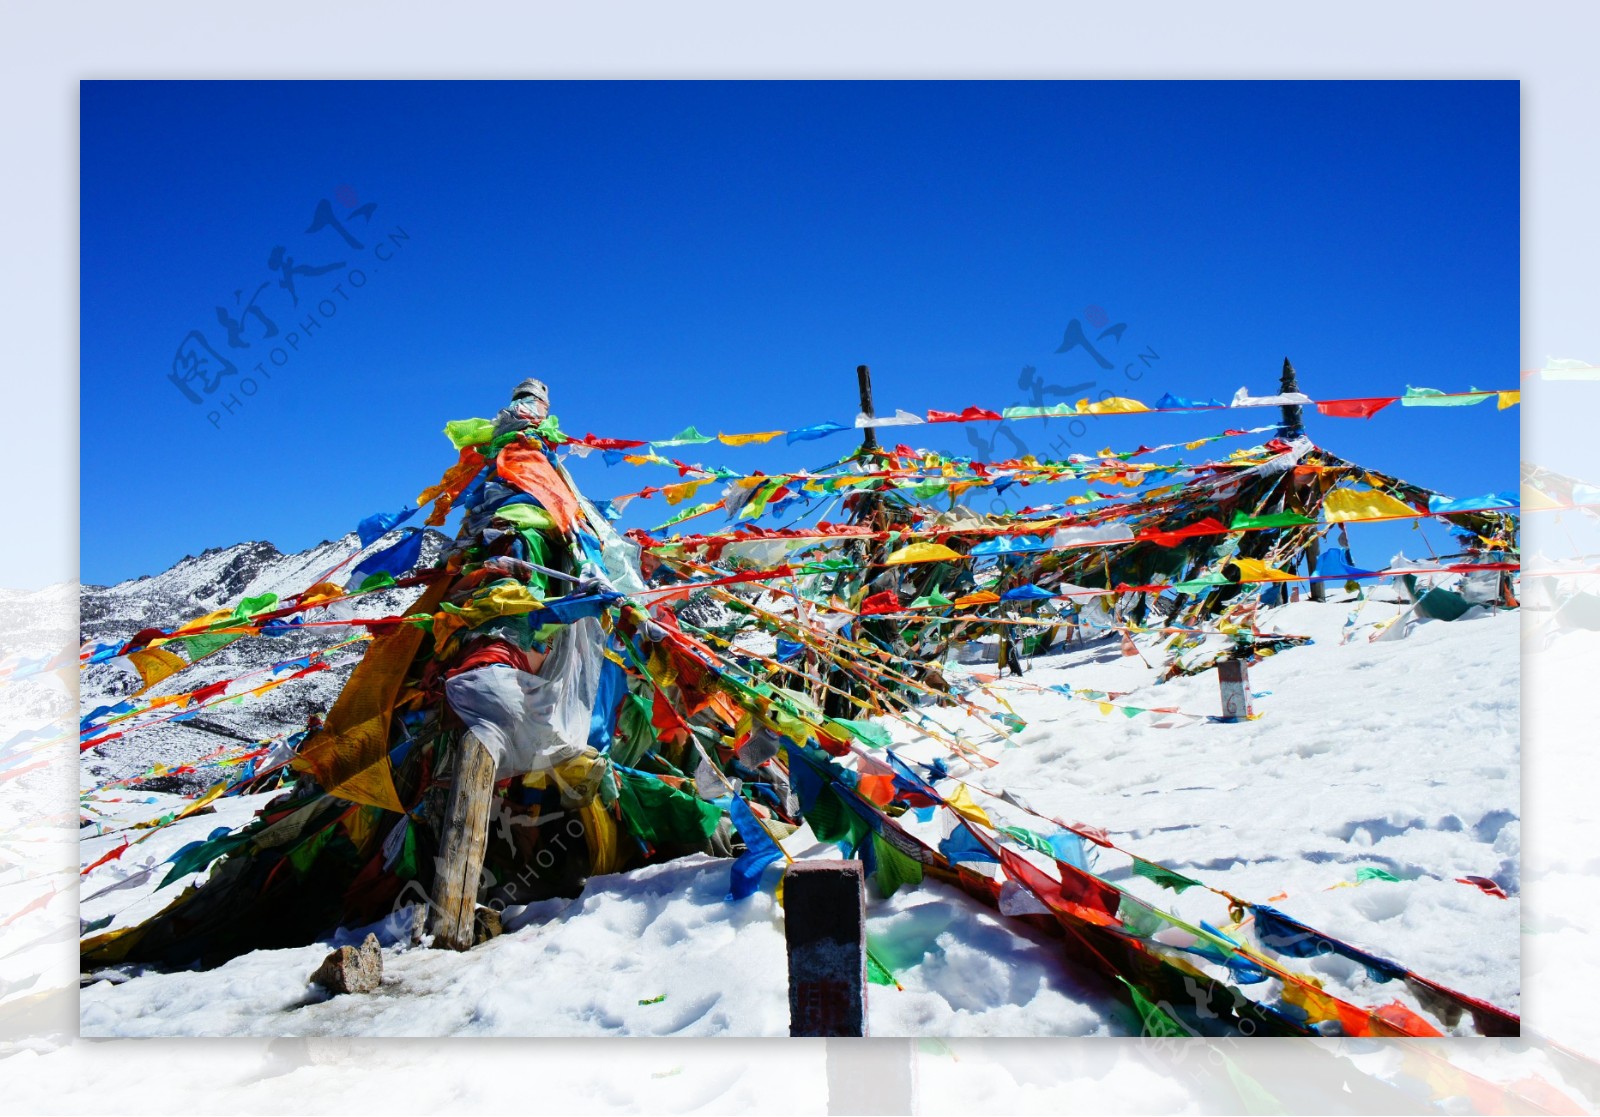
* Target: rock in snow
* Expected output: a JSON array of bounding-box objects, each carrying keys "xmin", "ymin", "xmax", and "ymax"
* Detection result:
[{"xmin": 309, "ymin": 934, "xmax": 383, "ymax": 995}]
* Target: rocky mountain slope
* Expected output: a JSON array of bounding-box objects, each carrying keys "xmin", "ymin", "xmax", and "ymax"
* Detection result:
[{"xmin": 79, "ymin": 531, "xmax": 448, "ymax": 792}]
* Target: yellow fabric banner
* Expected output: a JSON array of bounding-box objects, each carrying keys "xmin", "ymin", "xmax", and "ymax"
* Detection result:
[
  {"xmin": 298, "ymin": 581, "xmax": 346, "ymax": 606},
  {"xmin": 718, "ymin": 430, "xmax": 784, "ymax": 446},
  {"xmin": 1230, "ymin": 557, "xmax": 1298, "ymax": 583},
  {"xmin": 440, "ymin": 581, "xmax": 545, "ymax": 630},
  {"xmin": 884, "ymin": 541, "xmax": 963, "ymax": 565},
  {"xmin": 1522, "ymin": 486, "xmax": 1563, "ymax": 511},
  {"xmin": 174, "ymin": 780, "xmax": 228, "ymax": 820},
  {"xmin": 664, "ymin": 478, "xmax": 712, "ymax": 505},
  {"xmin": 127, "ymin": 647, "xmax": 187, "ymax": 694},
  {"xmin": 1078, "ymin": 396, "xmax": 1151, "ymax": 415},
  {"xmin": 1324, "ymin": 487, "xmax": 1417, "ymax": 522},
  {"xmin": 944, "ymin": 783, "xmax": 992, "ymax": 828},
  {"xmin": 293, "ymin": 581, "xmax": 446, "ymax": 814},
  {"xmin": 174, "ymin": 608, "xmax": 234, "ymax": 636}
]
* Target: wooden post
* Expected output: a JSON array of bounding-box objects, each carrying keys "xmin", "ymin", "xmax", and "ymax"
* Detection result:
[
  {"xmin": 428, "ymin": 732, "xmax": 497, "ymax": 950},
  {"xmin": 786, "ymin": 860, "xmax": 867, "ymax": 1037},
  {"xmin": 1218, "ymin": 658, "xmax": 1253, "ymax": 722}
]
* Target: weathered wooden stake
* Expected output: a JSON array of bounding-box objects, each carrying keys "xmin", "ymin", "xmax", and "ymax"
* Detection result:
[
  {"xmin": 428, "ymin": 732, "xmax": 497, "ymax": 950},
  {"xmin": 1217, "ymin": 659, "xmax": 1253, "ymax": 722},
  {"xmin": 786, "ymin": 859, "xmax": 867, "ymax": 1037}
]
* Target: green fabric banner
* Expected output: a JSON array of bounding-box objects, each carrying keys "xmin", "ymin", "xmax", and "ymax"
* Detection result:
[
  {"xmin": 1131, "ymin": 857, "xmax": 1201, "ymax": 894},
  {"xmin": 176, "ymin": 630, "xmax": 244, "ymax": 661},
  {"xmin": 616, "ymin": 769, "xmax": 721, "ymax": 847},
  {"xmin": 1229, "ymin": 510, "xmax": 1314, "ymax": 530},
  {"xmin": 871, "ymin": 831, "xmax": 923, "ymax": 898},
  {"xmin": 444, "ymin": 417, "xmax": 495, "ymax": 449}
]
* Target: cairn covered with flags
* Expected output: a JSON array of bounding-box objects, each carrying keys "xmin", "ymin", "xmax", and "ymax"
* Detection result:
[{"xmin": 79, "ymin": 368, "xmax": 1522, "ymax": 1038}]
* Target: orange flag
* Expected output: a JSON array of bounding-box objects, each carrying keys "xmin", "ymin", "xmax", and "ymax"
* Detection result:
[
  {"xmin": 417, "ymin": 446, "xmax": 487, "ymax": 526},
  {"xmin": 496, "ymin": 439, "xmax": 580, "ymax": 533}
]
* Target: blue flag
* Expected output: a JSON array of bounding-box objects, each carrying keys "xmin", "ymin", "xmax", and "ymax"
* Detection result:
[
  {"xmin": 726, "ymin": 794, "xmax": 783, "ymax": 901},
  {"xmin": 350, "ymin": 527, "xmax": 424, "ymax": 584},
  {"xmin": 786, "ymin": 421, "xmax": 848, "ymax": 444},
  {"xmin": 356, "ymin": 504, "xmax": 418, "ymax": 547}
]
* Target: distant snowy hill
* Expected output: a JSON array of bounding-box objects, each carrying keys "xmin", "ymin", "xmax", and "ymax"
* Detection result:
[{"xmin": 79, "ymin": 531, "xmax": 449, "ymax": 792}]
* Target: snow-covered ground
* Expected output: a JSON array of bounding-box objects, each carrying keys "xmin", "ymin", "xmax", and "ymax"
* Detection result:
[{"xmin": 77, "ymin": 594, "xmax": 1519, "ymax": 1038}]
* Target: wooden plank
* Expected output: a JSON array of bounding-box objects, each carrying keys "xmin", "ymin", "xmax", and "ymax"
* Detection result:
[{"xmin": 427, "ymin": 732, "xmax": 497, "ymax": 951}]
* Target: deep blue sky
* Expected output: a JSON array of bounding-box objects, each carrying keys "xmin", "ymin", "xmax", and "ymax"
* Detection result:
[{"xmin": 81, "ymin": 80, "xmax": 1518, "ymax": 585}]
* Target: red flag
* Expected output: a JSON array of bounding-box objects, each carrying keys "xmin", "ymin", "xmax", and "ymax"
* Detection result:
[
  {"xmin": 189, "ymin": 679, "xmax": 230, "ymax": 705},
  {"xmin": 927, "ymin": 406, "xmax": 1003, "ymax": 424},
  {"xmin": 1455, "ymin": 875, "xmax": 1509, "ymax": 899},
  {"xmin": 858, "ymin": 591, "xmax": 903, "ymax": 615},
  {"xmin": 81, "ymin": 841, "xmax": 130, "ymax": 876},
  {"xmin": 1317, "ymin": 397, "xmax": 1397, "ymax": 419},
  {"xmin": 80, "ymin": 731, "xmax": 123, "ymax": 753},
  {"xmin": 576, "ymin": 433, "xmax": 646, "ymax": 450},
  {"xmin": 1135, "ymin": 516, "xmax": 1227, "ymax": 547}
]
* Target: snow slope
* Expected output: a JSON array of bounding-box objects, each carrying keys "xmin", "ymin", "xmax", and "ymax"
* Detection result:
[{"xmin": 78, "ymin": 592, "xmax": 1519, "ymax": 1037}]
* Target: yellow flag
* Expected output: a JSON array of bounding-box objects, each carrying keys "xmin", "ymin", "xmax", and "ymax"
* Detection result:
[
  {"xmin": 174, "ymin": 608, "xmax": 234, "ymax": 636},
  {"xmin": 1077, "ymin": 396, "xmax": 1150, "ymax": 415},
  {"xmin": 663, "ymin": 478, "xmax": 711, "ymax": 505},
  {"xmin": 294, "ymin": 580, "xmax": 446, "ymax": 814},
  {"xmin": 719, "ymin": 430, "xmax": 784, "ymax": 446},
  {"xmin": 174, "ymin": 780, "xmax": 228, "ymax": 820},
  {"xmin": 944, "ymin": 783, "xmax": 992, "ymax": 828},
  {"xmin": 1230, "ymin": 557, "xmax": 1298, "ymax": 583},
  {"xmin": 885, "ymin": 541, "xmax": 963, "ymax": 565},
  {"xmin": 442, "ymin": 582, "xmax": 545, "ymax": 629},
  {"xmin": 298, "ymin": 581, "xmax": 346, "ymax": 607},
  {"xmin": 1498, "ymin": 390, "xmax": 1520, "ymax": 410},
  {"xmin": 126, "ymin": 647, "xmax": 187, "ymax": 694},
  {"xmin": 1324, "ymin": 487, "xmax": 1417, "ymax": 522}
]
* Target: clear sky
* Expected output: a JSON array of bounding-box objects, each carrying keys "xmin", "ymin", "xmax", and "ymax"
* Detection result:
[{"xmin": 80, "ymin": 80, "xmax": 1519, "ymax": 586}]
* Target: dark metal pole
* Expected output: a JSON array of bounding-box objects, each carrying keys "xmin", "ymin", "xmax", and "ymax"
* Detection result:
[
  {"xmin": 857, "ymin": 364, "xmax": 878, "ymax": 452},
  {"xmin": 1278, "ymin": 357, "xmax": 1305, "ymax": 440},
  {"xmin": 1279, "ymin": 357, "xmax": 1325, "ymax": 601}
]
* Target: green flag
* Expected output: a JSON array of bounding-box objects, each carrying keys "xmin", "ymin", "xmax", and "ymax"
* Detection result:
[
  {"xmin": 1131, "ymin": 857, "xmax": 1201, "ymax": 894},
  {"xmin": 871, "ymin": 831, "xmax": 924, "ymax": 899},
  {"xmin": 443, "ymin": 417, "xmax": 495, "ymax": 449}
]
